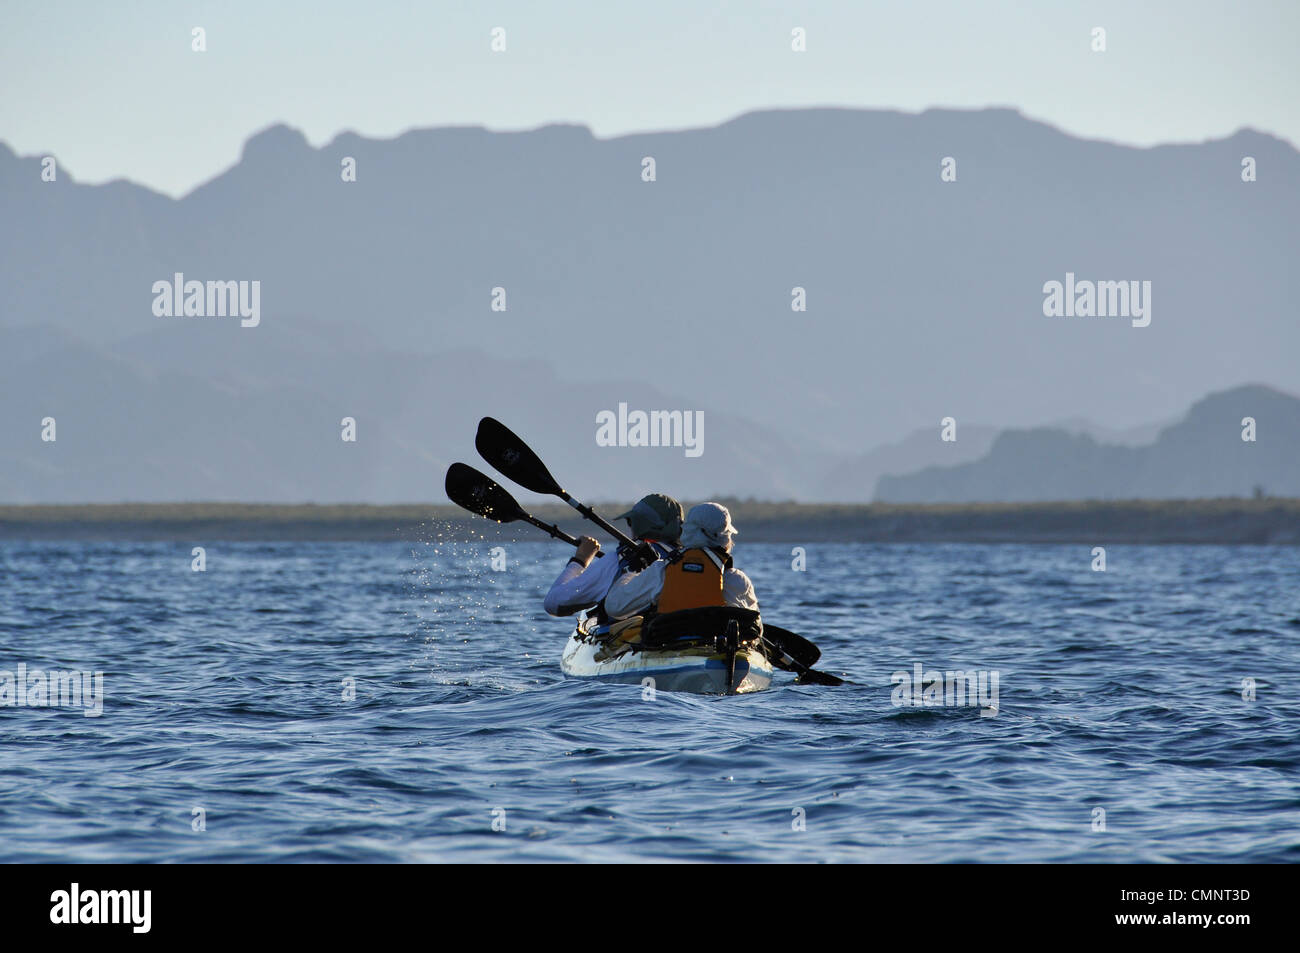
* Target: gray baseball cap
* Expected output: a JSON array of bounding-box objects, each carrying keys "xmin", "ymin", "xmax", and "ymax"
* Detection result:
[{"xmin": 615, "ymin": 493, "xmax": 684, "ymax": 541}]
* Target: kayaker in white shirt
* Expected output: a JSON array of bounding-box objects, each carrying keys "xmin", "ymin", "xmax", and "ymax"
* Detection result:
[
  {"xmin": 543, "ymin": 493, "xmax": 683, "ymax": 619},
  {"xmin": 605, "ymin": 502, "xmax": 758, "ymax": 620}
]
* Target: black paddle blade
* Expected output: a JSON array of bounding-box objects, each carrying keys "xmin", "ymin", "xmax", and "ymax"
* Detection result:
[
  {"xmin": 444, "ymin": 462, "xmax": 525, "ymax": 523},
  {"xmin": 763, "ymin": 624, "xmax": 821, "ymax": 668},
  {"xmin": 475, "ymin": 417, "xmax": 564, "ymax": 496},
  {"xmin": 795, "ymin": 668, "xmax": 845, "ymax": 687}
]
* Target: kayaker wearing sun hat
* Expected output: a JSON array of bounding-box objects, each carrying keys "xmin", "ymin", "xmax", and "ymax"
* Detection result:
[
  {"xmin": 604, "ymin": 502, "xmax": 757, "ymax": 620},
  {"xmin": 543, "ymin": 493, "xmax": 683, "ymax": 620}
]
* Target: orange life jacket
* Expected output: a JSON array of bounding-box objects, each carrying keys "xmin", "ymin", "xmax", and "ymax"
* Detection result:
[{"xmin": 657, "ymin": 547, "xmax": 727, "ymax": 613}]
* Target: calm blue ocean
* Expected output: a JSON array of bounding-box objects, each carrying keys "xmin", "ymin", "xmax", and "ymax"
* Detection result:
[{"xmin": 1, "ymin": 540, "xmax": 1297, "ymax": 862}]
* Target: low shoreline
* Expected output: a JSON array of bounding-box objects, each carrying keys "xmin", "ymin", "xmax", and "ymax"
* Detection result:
[{"xmin": 0, "ymin": 499, "xmax": 1297, "ymax": 544}]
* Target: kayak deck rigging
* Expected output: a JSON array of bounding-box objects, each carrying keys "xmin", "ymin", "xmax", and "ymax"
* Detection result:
[{"xmin": 560, "ymin": 607, "xmax": 774, "ymax": 695}]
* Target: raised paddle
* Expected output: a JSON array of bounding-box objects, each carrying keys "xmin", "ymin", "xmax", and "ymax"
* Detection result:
[
  {"xmin": 444, "ymin": 462, "xmax": 604, "ymax": 556},
  {"xmin": 475, "ymin": 417, "xmax": 638, "ymax": 548}
]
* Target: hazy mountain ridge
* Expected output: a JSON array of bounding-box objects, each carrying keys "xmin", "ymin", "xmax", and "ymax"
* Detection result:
[
  {"xmin": 2, "ymin": 323, "xmax": 1288, "ymax": 503},
  {"xmin": 3, "ymin": 108, "xmax": 1297, "ymax": 501},
  {"xmin": 5, "ymin": 107, "xmax": 1297, "ymax": 444},
  {"xmin": 0, "ymin": 322, "xmax": 842, "ymax": 502},
  {"xmin": 876, "ymin": 385, "xmax": 1300, "ymax": 502},
  {"xmin": 818, "ymin": 424, "xmax": 1000, "ymax": 501}
]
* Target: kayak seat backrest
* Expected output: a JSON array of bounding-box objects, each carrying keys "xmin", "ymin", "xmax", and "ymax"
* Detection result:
[{"xmin": 642, "ymin": 606, "xmax": 762, "ymax": 649}]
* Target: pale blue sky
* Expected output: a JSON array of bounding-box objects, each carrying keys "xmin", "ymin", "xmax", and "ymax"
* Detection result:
[{"xmin": 3, "ymin": 0, "xmax": 1297, "ymax": 197}]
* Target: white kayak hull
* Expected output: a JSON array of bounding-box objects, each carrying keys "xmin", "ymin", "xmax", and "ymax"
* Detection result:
[{"xmin": 561, "ymin": 629, "xmax": 773, "ymax": 695}]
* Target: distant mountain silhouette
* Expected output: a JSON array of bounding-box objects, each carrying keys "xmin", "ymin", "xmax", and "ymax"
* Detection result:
[
  {"xmin": 875, "ymin": 385, "xmax": 1300, "ymax": 501},
  {"xmin": 2, "ymin": 108, "xmax": 1297, "ymax": 501},
  {"xmin": 818, "ymin": 424, "xmax": 999, "ymax": 501},
  {"xmin": 0, "ymin": 322, "xmax": 836, "ymax": 503},
  {"xmin": 4, "ymin": 107, "xmax": 1298, "ymax": 455},
  {"xmin": 818, "ymin": 416, "xmax": 1168, "ymax": 502},
  {"xmin": 1044, "ymin": 416, "xmax": 1172, "ymax": 447}
]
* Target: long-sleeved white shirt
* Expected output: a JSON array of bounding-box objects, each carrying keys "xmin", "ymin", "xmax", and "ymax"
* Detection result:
[
  {"xmin": 543, "ymin": 541, "xmax": 676, "ymax": 617},
  {"xmin": 543, "ymin": 552, "xmax": 619, "ymax": 617},
  {"xmin": 604, "ymin": 554, "xmax": 759, "ymax": 620}
]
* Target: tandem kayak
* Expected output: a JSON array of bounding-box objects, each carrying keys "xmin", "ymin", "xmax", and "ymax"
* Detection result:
[{"xmin": 560, "ymin": 606, "xmax": 774, "ymax": 695}]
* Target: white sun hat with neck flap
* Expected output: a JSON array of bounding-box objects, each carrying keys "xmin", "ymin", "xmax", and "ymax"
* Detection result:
[{"xmin": 679, "ymin": 502, "xmax": 738, "ymax": 550}]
